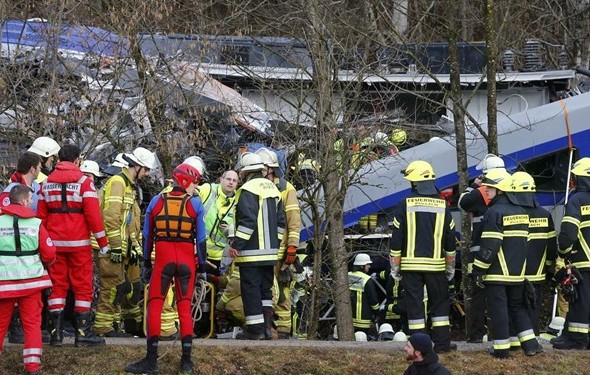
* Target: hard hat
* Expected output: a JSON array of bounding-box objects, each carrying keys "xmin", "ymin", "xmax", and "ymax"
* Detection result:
[
  {"xmin": 482, "ymin": 169, "xmax": 512, "ymax": 192},
  {"xmin": 173, "ymin": 163, "xmax": 201, "ymax": 190},
  {"xmin": 402, "ymin": 160, "xmax": 435, "ymax": 182},
  {"xmin": 571, "ymin": 157, "xmax": 590, "ymax": 177},
  {"xmin": 482, "ymin": 334, "xmax": 488, "ymax": 342},
  {"xmin": 333, "ymin": 325, "xmax": 338, "ymax": 340},
  {"xmin": 378, "ymin": 323, "xmax": 394, "ymax": 335},
  {"xmin": 183, "ymin": 156, "xmax": 206, "ymax": 176},
  {"xmin": 355, "ymin": 331, "xmax": 368, "ymax": 342},
  {"xmin": 511, "ymin": 171, "xmax": 536, "ymax": 192},
  {"xmin": 548, "ymin": 316, "xmax": 565, "ymax": 331},
  {"xmin": 239, "ymin": 152, "xmax": 265, "ymax": 172},
  {"xmin": 476, "ymin": 153, "xmax": 505, "ymax": 173},
  {"xmin": 255, "ymin": 147, "xmax": 280, "ymax": 168},
  {"xmin": 353, "ymin": 253, "xmax": 372, "ymax": 266},
  {"xmin": 359, "ymin": 136, "xmax": 373, "ymax": 149},
  {"xmin": 373, "ymin": 131, "xmax": 391, "ymax": 145},
  {"xmin": 28, "ymin": 136, "xmax": 60, "ymax": 157},
  {"xmin": 298, "ymin": 159, "xmax": 320, "ymax": 173},
  {"xmin": 126, "ymin": 147, "xmax": 157, "ymax": 169},
  {"xmin": 393, "ymin": 331, "xmax": 407, "ymax": 342},
  {"xmin": 391, "ymin": 129, "xmax": 407, "ymax": 146},
  {"xmin": 80, "ymin": 160, "xmax": 103, "ymax": 177},
  {"xmin": 112, "ymin": 153, "xmax": 128, "ymax": 168}
]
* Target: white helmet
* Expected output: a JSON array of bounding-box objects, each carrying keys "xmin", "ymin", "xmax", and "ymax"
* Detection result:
[
  {"xmin": 378, "ymin": 323, "xmax": 394, "ymax": 335},
  {"xmin": 476, "ymin": 153, "xmax": 505, "ymax": 173},
  {"xmin": 355, "ymin": 331, "xmax": 368, "ymax": 342},
  {"xmin": 332, "ymin": 325, "xmax": 338, "ymax": 340},
  {"xmin": 239, "ymin": 152, "xmax": 265, "ymax": 172},
  {"xmin": 255, "ymin": 147, "xmax": 280, "ymax": 168},
  {"xmin": 126, "ymin": 147, "xmax": 157, "ymax": 169},
  {"xmin": 393, "ymin": 331, "xmax": 407, "ymax": 342},
  {"xmin": 548, "ymin": 316, "xmax": 565, "ymax": 334},
  {"xmin": 373, "ymin": 131, "xmax": 390, "ymax": 145},
  {"xmin": 111, "ymin": 153, "xmax": 128, "ymax": 168},
  {"xmin": 353, "ymin": 253, "xmax": 372, "ymax": 266},
  {"xmin": 80, "ymin": 160, "xmax": 103, "ymax": 177},
  {"xmin": 183, "ymin": 156, "xmax": 206, "ymax": 176},
  {"xmin": 28, "ymin": 136, "xmax": 60, "ymax": 157},
  {"xmin": 378, "ymin": 323, "xmax": 395, "ymax": 341}
]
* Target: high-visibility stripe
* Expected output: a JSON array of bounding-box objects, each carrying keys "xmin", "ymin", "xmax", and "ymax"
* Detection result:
[
  {"xmin": 562, "ymin": 216, "xmax": 580, "ymax": 226},
  {"xmin": 245, "ymin": 314, "xmax": 264, "ymax": 325},
  {"xmin": 23, "ymin": 348, "xmax": 42, "ymax": 355},
  {"xmin": 53, "ymin": 239, "xmax": 91, "ymax": 247},
  {"xmin": 0, "ymin": 279, "xmax": 52, "ymax": 292},
  {"xmin": 482, "ymin": 231, "xmax": 503, "ymax": 240},
  {"xmin": 75, "ymin": 300, "xmax": 92, "ymax": 308}
]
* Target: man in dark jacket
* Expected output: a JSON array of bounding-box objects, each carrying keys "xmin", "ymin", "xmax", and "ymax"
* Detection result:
[{"xmin": 404, "ymin": 333, "xmax": 451, "ymax": 375}]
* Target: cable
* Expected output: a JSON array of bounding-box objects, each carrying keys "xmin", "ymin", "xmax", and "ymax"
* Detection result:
[{"xmin": 191, "ymin": 278, "xmax": 212, "ymax": 324}]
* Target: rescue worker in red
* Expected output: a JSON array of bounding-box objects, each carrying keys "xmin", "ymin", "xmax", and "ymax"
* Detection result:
[
  {"xmin": 37, "ymin": 144, "xmax": 109, "ymax": 347},
  {"xmin": 0, "ymin": 184, "xmax": 56, "ymax": 375},
  {"xmin": 125, "ymin": 162, "xmax": 206, "ymax": 374},
  {"xmin": 229, "ymin": 152, "xmax": 285, "ymax": 340}
]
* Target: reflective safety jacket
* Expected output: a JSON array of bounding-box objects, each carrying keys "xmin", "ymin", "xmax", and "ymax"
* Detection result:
[
  {"xmin": 525, "ymin": 206, "xmax": 557, "ymax": 282},
  {"xmin": 37, "ymin": 161, "xmax": 108, "ymax": 252},
  {"xmin": 558, "ymin": 188, "xmax": 590, "ymax": 270},
  {"xmin": 348, "ymin": 271, "xmax": 380, "ymax": 329},
  {"xmin": 199, "ymin": 183, "xmax": 235, "ymax": 261},
  {"xmin": 390, "ymin": 193, "xmax": 456, "ymax": 272},
  {"xmin": 0, "ymin": 204, "xmax": 55, "ymax": 298},
  {"xmin": 473, "ymin": 195, "xmax": 529, "ymax": 284},
  {"xmin": 0, "ymin": 172, "xmax": 40, "ymax": 213},
  {"xmin": 102, "ymin": 169, "xmax": 137, "ymax": 252},
  {"xmin": 233, "ymin": 176, "xmax": 285, "ymax": 267},
  {"xmin": 275, "ymin": 178, "xmax": 301, "ymax": 260},
  {"xmin": 143, "ymin": 187, "xmax": 206, "ymax": 263}
]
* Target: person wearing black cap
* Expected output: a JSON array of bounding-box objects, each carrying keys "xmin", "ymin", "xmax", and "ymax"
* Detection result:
[{"xmin": 404, "ymin": 333, "xmax": 451, "ymax": 375}]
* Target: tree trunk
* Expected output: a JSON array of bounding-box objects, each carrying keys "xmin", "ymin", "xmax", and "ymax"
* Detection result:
[{"xmin": 484, "ymin": 0, "xmax": 498, "ymax": 154}]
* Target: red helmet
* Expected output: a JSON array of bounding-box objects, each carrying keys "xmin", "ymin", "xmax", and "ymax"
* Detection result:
[{"xmin": 173, "ymin": 163, "xmax": 201, "ymax": 190}]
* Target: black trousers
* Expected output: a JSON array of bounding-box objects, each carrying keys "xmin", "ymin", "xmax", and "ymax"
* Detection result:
[
  {"xmin": 401, "ymin": 271, "xmax": 451, "ymax": 351},
  {"xmin": 563, "ymin": 270, "xmax": 590, "ymax": 344},
  {"xmin": 239, "ymin": 264, "xmax": 274, "ymax": 335}
]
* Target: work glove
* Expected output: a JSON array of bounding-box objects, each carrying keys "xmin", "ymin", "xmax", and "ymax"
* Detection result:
[
  {"xmin": 110, "ymin": 248, "xmax": 123, "ymax": 263},
  {"xmin": 470, "ymin": 270, "xmax": 485, "ymax": 289},
  {"xmin": 128, "ymin": 245, "xmax": 142, "ymax": 266},
  {"xmin": 197, "ymin": 263, "xmax": 207, "ymax": 282},
  {"xmin": 141, "ymin": 260, "xmax": 152, "ymax": 284},
  {"xmin": 278, "ymin": 268, "xmax": 293, "ymax": 284},
  {"xmin": 207, "ymin": 274, "xmax": 220, "ymax": 286},
  {"xmin": 284, "ymin": 246, "xmax": 298, "ymax": 265},
  {"xmin": 445, "ymin": 257, "xmax": 456, "ymax": 282},
  {"xmin": 390, "ymin": 264, "xmax": 401, "ymax": 281},
  {"xmin": 99, "ymin": 245, "xmax": 110, "ymax": 255}
]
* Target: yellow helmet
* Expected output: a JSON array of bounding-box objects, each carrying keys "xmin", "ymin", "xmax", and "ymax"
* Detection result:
[
  {"xmin": 571, "ymin": 157, "xmax": 590, "ymax": 177},
  {"xmin": 511, "ymin": 171, "xmax": 536, "ymax": 192},
  {"xmin": 482, "ymin": 169, "xmax": 512, "ymax": 191},
  {"xmin": 391, "ymin": 129, "xmax": 407, "ymax": 146},
  {"xmin": 403, "ymin": 160, "xmax": 435, "ymax": 182}
]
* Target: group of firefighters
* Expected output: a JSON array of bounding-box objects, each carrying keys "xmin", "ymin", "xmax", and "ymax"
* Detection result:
[{"xmin": 2, "ymin": 133, "xmax": 590, "ymax": 374}]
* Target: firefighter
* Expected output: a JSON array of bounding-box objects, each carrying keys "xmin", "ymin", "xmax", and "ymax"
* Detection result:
[
  {"xmin": 0, "ymin": 152, "xmax": 43, "ymax": 345},
  {"xmin": 0, "ymin": 185, "xmax": 56, "ymax": 375},
  {"xmin": 509, "ymin": 171, "xmax": 556, "ymax": 337},
  {"xmin": 37, "ymin": 144, "xmax": 108, "ymax": 347},
  {"xmin": 27, "ymin": 136, "xmax": 60, "ymax": 183},
  {"xmin": 94, "ymin": 147, "xmax": 156, "ymax": 337},
  {"xmin": 255, "ymin": 147, "xmax": 300, "ymax": 339},
  {"xmin": 471, "ymin": 169, "xmax": 541, "ymax": 358},
  {"xmin": 553, "ymin": 157, "xmax": 590, "ymax": 350},
  {"xmin": 390, "ymin": 160, "xmax": 456, "ymax": 353},
  {"xmin": 457, "ymin": 153, "xmax": 505, "ymax": 343},
  {"xmin": 199, "ymin": 168, "xmax": 238, "ymax": 275},
  {"xmin": 348, "ymin": 253, "xmax": 380, "ymax": 335},
  {"xmin": 229, "ymin": 152, "xmax": 285, "ymax": 340},
  {"xmin": 125, "ymin": 162, "xmax": 206, "ymax": 373}
]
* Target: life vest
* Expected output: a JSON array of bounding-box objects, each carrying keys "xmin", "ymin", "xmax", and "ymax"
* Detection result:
[
  {"xmin": 154, "ymin": 193, "xmax": 195, "ymax": 242},
  {"xmin": 0, "ymin": 215, "xmax": 44, "ymax": 281}
]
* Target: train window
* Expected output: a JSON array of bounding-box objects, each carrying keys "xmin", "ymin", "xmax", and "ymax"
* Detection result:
[{"xmin": 518, "ymin": 148, "xmax": 576, "ymax": 192}]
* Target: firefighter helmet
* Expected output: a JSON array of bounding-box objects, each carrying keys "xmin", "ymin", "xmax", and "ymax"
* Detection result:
[
  {"xmin": 378, "ymin": 323, "xmax": 395, "ymax": 341},
  {"xmin": 112, "ymin": 153, "xmax": 128, "ymax": 168},
  {"xmin": 511, "ymin": 171, "xmax": 536, "ymax": 192},
  {"xmin": 393, "ymin": 331, "xmax": 407, "ymax": 342},
  {"xmin": 239, "ymin": 152, "xmax": 265, "ymax": 172},
  {"xmin": 126, "ymin": 147, "xmax": 157, "ymax": 169},
  {"xmin": 353, "ymin": 253, "xmax": 372, "ymax": 266},
  {"xmin": 28, "ymin": 136, "xmax": 60, "ymax": 158},
  {"xmin": 391, "ymin": 128, "xmax": 407, "ymax": 146},
  {"xmin": 571, "ymin": 157, "xmax": 590, "ymax": 177},
  {"xmin": 354, "ymin": 331, "xmax": 368, "ymax": 342},
  {"xmin": 183, "ymin": 156, "xmax": 206, "ymax": 177},
  {"xmin": 255, "ymin": 147, "xmax": 280, "ymax": 168},
  {"xmin": 476, "ymin": 154, "xmax": 505, "ymax": 173},
  {"xmin": 402, "ymin": 160, "xmax": 435, "ymax": 182},
  {"xmin": 482, "ymin": 169, "xmax": 512, "ymax": 192},
  {"xmin": 80, "ymin": 160, "xmax": 103, "ymax": 177},
  {"xmin": 173, "ymin": 163, "xmax": 202, "ymax": 190}
]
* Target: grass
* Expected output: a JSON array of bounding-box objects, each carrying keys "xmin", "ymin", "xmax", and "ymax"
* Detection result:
[{"xmin": 2, "ymin": 344, "xmax": 590, "ymax": 375}]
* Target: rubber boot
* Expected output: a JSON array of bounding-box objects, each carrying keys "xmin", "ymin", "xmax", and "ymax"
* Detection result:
[
  {"xmin": 8, "ymin": 309, "xmax": 25, "ymax": 344},
  {"xmin": 263, "ymin": 309, "xmax": 275, "ymax": 340},
  {"xmin": 74, "ymin": 311, "xmax": 106, "ymax": 347},
  {"xmin": 47, "ymin": 311, "xmax": 64, "ymax": 347},
  {"xmin": 125, "ymin": 337, "xmax": 159, "ymax": 374},
  {"xmin": 180, "ymin": 336, "xmax": 194, "ymax": 373},
  {"xmin": 236, "ymin": 326, "xmax": 265, "ymax": 340}
]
